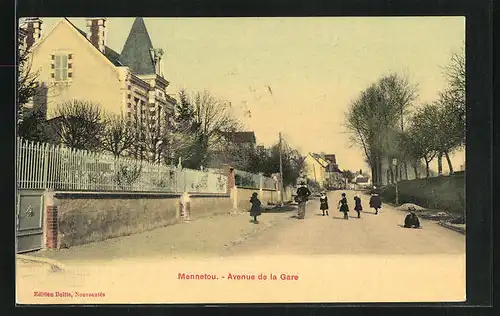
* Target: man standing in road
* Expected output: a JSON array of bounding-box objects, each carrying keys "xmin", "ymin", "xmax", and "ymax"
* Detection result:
[{"xmin": 295, "ymin": 182, "xmax": 312, "ymax": 219}]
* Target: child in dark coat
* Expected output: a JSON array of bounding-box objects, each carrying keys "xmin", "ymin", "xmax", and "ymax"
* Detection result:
[
  {"xmin": 354, "ymin": 194, "xmax": 363, "ymax": 218},
  {"xmin": 404, "ymin": 211, "xmax": 421, "ymax": 228},
  {"xmin": 319, "ymin": 192, "xmax": 329, "ymax": 216},
  {"xmin": 369, "ymin": 193, "xmax": 382, "ymax": 215},
  {"xmin": 338, "ymin": 192, "xmax": 349, "ymax": 220},
  {"xmin": 250, "ymin": 192, "xmax": 262, "ymax": 223}
]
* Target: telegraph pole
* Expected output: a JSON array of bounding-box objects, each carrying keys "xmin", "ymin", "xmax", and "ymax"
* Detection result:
[
  {"xmin": 279, "ymin": 132, "xmax": 284, "ymax": 206},
  {"xmin": 401, "ymin": 106, "xmax": 408, "ymax": 180}
]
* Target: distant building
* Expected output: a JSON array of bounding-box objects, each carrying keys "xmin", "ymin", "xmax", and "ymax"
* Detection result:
[
  {"xmin": 303, "ymin": 153, "xmax": 329, "ymax": 188},
  {"xmin": 222, "ymin": 131, "xmax": 256, "ymax": 148},
  {"xmin": 351, "ymin": 173, "xmax": 372, "ymax": 189},
  {"xmin": 323, "ymin": 154, "xmax": 343, "ymax": 188},
  {"xmin": 206, "ymin": 131, "xmax": 257, "ymax": 168}
]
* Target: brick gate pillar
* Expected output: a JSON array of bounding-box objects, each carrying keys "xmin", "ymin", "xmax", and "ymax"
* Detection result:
[{"xmin": 45, "ymin": 206, "xmax": 58, "ymax": 249}]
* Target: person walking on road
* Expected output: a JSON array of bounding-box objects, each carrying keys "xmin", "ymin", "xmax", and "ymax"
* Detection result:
[
  {"xmin": 319, "ymin": 191, "xmax": 329, "ymax": 216},
  {"xmin": 369, "ymin": 192, "xmax": 382, "ymax": 215},
  {"xmin": 295, "ymin": 182, "xmax": 311, "ymax": 219},
  {"xmin": 354, "ymin": 194, "xmax": 362, "ymax": 218},
  {"xmin": 250, "ymin": 192, "xmax": 262, "ymax": 224},
  {"xmin": 338, "ymin": 192, "xmax": 350, "ymax": 220}
]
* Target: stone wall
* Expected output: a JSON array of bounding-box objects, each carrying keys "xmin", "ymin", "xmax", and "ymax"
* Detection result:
[
  {"xmin": 235, "ymin": 187, "xmax": 294, "ymax": 212},
  {"xmin": 377, "ymin": 172, "xmax": 465, "ymax": 215},
  {"xmin": 51, "ymin": 192, "xmax": 231, "ymax": 248}
]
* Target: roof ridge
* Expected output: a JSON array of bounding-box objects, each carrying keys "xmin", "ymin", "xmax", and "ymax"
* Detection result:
[{"xmin": 64, "ymin": 18, "xmax": 123, "ymax": 66}]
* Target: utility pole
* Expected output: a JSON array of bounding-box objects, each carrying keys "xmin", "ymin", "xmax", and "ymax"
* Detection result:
[
  {"xmin": 401, "ymin": 105, "xmax": 408, "ymax": 180},
  {"xmin": 393, "ymin": 158, "xmax": 399, "ymax": 205},
  {"xmin": 279, "ymin": 132, "xmax": 284, "ymax": 206}
]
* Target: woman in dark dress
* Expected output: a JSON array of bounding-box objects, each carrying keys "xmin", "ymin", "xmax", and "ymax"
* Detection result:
[
  {"xmin": 338, "ymin": 192, "xmax": 349, "ymax": 220},
  {"xmin": 250, "ymin": 192, "xmax": 262, "ymax": 223},
  {"xmin": 354, "ymin": 194, "xmax": 363, "ymax": 218},
  {"xmin": 319, "ymin": 191, "xmax": 329, "ymax": 216},
  {"xmin": 369, "ymin": 193, "xmax": 382, "ymax": 215}
]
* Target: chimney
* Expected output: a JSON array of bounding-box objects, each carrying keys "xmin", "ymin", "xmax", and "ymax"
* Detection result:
[
  {"xmin": 86, "ymin": 18, "xmax": 107, "ymax": 53},
  {"xmin": 151, "ymin": 48, "xmax": 164, "ymax": 76},
  {"xmin": 25, "ymin": 18, "xmax": 43, "ymax": 50}
]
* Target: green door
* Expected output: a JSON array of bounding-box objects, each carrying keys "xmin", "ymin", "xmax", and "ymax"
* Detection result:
[{"xmin": 16, "ymin": 189, "xmax": 45, "ymax": 253}]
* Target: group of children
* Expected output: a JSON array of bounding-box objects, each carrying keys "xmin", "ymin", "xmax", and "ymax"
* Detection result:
[
  {"xmin": 319, "ymin": 191, "xmax": 382, "ymax": 220},
  {"xmin": 249, "ymin": 190, "xmax": 421, "ymax": 228}
]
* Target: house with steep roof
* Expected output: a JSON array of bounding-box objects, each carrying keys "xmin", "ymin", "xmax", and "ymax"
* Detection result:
[
  {"xmin": 303, "ymin": 152, "xmax": 344, "ymax": 189},
  {"xmin": 323, "ymin": 153, "xmax": 343, "ymax": 189},
  {"xmin": 21, "ymin": 17, "xmax": 176, "ymax": 130},
  {"xmin": 303, "ymin": 153, "xmax": 329, "ymax": 187}
]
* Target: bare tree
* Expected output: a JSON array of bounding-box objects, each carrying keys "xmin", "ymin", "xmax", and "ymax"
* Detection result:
[
  {"xmin": 191, "ymin": 90, "xmax": 242, "ymax": 144},
  {"xmin": 17, "ymin": 28, "xmax": 40, "ymax": 124},
  {"xmin": 438, "ymin": 46, "xmax": 466, "ymax": 148},
  {"xmin": 175, "ymin": 89, "xmax": 242, "ymax": 169},
  {"xmin": 17, "ymin": 25, "xmax": 53, "ymax": 143},
  {"xmin": 100, "ymin": 113, "xmax": 136, "ymax": 157},
  {"xmin": 407, "ymin": 104, "xmax": 440, "ymax": 178},
  {"xmin": 345, "ymin": 73, "xmax": 418, "ymax": 185},
  {"xmin": 429, "ymin": 98, "xmax": 464, "ymax": 175},
  {"xmin": 51, "ymin": 100, "xmax": 106, "ymax": 151}
]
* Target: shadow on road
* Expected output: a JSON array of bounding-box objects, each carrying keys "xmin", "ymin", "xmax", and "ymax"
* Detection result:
[
  {"xmin": 331, "ymin": 216, "xmax": 347, "ymax": 220},
  {"xmin": 397, "ymin": 224, "xmax": 424, "ymax": 229},
  {"xmin": 261, "ymin": 205, "xmax": 297, "ymax": 214}
]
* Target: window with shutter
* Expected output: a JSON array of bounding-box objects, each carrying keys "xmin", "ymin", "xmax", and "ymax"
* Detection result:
[{"xmin": 51, "ymin": 53, "xmax": 72, "ymax": 82}]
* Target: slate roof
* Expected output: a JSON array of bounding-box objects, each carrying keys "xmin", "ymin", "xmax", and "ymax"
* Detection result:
[
  {"xmin": 119, "ymin": 17, "xmax": 157, "ymax": 75},
  {"xmin": 324, "ymin": 154, "xmax": 337, "ymax": 164},
  {"xmin": 223, "ymin": 132, "xmax": 256, "ymax": 144},
  {"xmin": 309, "ymin": 153, "xmax": 329, "ymax": 168},
  {"xmin": 327, "ymin": 163, "xmax": 341, "ymax": 173},
  {"xmin": 66, "ymin": 18, "xmax": 124, "ymax": 66}
]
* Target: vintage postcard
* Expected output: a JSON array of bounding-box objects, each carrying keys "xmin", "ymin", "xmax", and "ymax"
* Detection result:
[{"xmin": 16, "ymin": 16, "xmax": 466, "ymax": 304}]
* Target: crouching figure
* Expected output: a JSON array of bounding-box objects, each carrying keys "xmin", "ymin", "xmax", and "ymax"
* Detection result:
[{"xmin": 404, "ymin": 211, "xmax": 421, "ymax": 228}]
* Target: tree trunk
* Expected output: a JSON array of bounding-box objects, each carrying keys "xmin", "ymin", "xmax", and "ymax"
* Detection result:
[
  {"xmin": 444, "ymin": 151, "xmax": 454, "ymax": 175},
  {"xmin": 377, "ymin": 158, "xmax": 382, "ymax": 186},
  {"xmin": 425, "ymin": 159, "xmax": 430, "ymax": 178},
  {"xmin": 388, "ymin": 157, "xmax": 394, "ymax": 184},
  {"xmin": 404, "ymin": 162, "xmax": 409, "ymax": 179},
  {"xmin": 437, "ymin": 152, "xmax": 443, "ymax": 176},
  {"xmin": 413, "ymin": 165, "xmax": 419, "ymax": 179},
  {"xmin": 378, "ymin": 159, "xmax": 383, "ymax": 186},
  {"xmin": 371, "ymin": 163, "xmax": 376, "ymax": 187}
]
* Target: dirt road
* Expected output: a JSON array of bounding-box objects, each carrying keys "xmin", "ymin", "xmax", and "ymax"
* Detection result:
[
  {"xmin": 16, "ymin": 190, "xmax": 465, "ymax": 304},
  {"xmin": 226, "ymin": 190, "xmax": 465, "ymax": 256}
]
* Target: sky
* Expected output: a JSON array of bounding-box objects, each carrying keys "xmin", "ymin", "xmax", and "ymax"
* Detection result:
[{"xmin": 36, "ymin": 17, "xmax": 465, "ymax": 172}]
